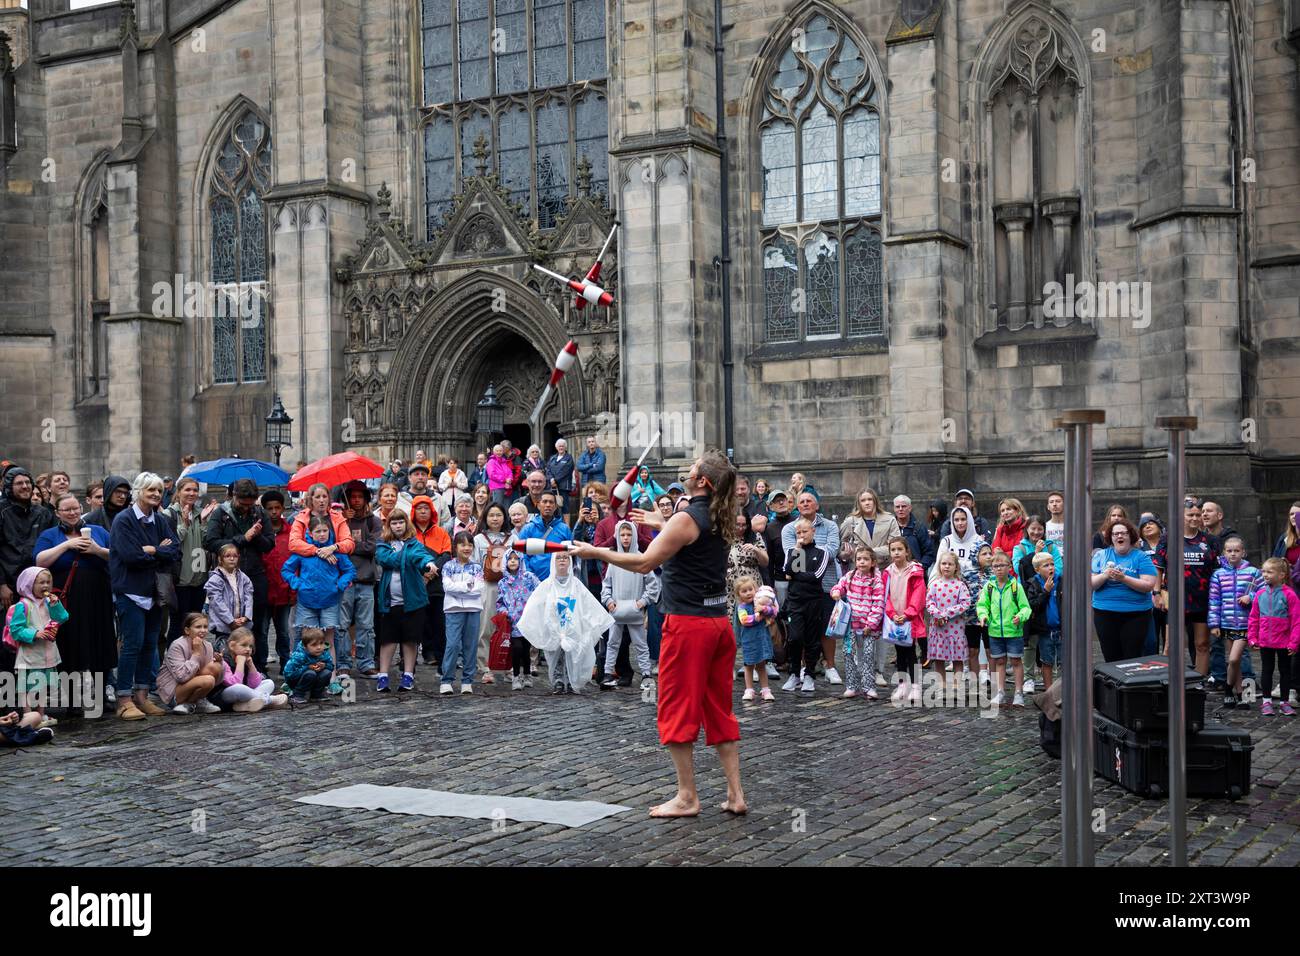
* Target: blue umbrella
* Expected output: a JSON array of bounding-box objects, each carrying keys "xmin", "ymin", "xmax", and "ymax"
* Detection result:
[{"xmin": 182, "ymin": 457, "xmax": 291, "ymax": 487}]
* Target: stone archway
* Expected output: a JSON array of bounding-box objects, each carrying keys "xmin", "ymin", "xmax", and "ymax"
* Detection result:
[{"xmin": 385, "ymin": 270, "xmax": 582, "ymax": 462}]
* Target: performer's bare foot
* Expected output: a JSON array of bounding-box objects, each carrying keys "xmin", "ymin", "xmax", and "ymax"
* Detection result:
[
  {"xmin": 649, "ymin": 795, "xmax": 700, "ymax": 818},
  {"xmin": 720, "ymin": 794, "xmax": 748, "ymax": 815}
]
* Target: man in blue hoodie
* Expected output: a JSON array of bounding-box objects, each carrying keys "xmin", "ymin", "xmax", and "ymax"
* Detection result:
[{"xmin": 518, "ymin": 491, "xmax": 573, "ymax": 580}]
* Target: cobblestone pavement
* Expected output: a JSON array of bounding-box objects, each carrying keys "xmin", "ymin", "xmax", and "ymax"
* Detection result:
[{"xmin": 2, "ymin": 658, "xmax": 1296, "ymax": 867}]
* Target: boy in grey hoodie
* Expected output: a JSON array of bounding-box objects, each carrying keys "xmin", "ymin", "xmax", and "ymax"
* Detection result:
[{"xmin": 599, "ymin": 520, "xmax": 661, "ymax": 690}]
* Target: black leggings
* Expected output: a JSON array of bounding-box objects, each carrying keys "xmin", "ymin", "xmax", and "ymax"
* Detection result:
[
  {"xmin": 1093, "ymin": 608, "xmax": 1151, "ymax": 662},
  {"xmin": 894, "ymin": 641, "xmax": 918, "ymax": 681},
  {"xmin": 1260, "ymin": 648, "xmax": 1293, "ymax": 702},
  {"xmin": 785, "ymin": 594, "xmax": 832, "ymax": 676},
  {"xmin": 511, "ymin": 636, "xmax": 531, "ymax": 676}
]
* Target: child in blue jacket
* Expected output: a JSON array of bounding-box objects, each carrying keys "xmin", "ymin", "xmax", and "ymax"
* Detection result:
[
  {"xmin": 282, "ymin": 627, "xmax": 335, "ymax": 703},
  {"xmin": 281, "ymin": 515, "xmax": 356, "ymax": 694}
]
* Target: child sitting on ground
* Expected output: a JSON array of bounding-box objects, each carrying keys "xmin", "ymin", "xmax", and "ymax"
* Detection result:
[
  {"xmin": 281, "ymin": 515, "xmax": 356, "ymax": 694},
  {"xmin": 214, "ymin": 626, "xmax": 289, "ymax": 712},
  {"xmin": 4, "ymin": 567, "xmax": 67, "ymax": 728},
  {"xmin": 283, "ymin": 627, "xmax": 336, "ymax": 704},
  {"xmin": 734, "ymin": 575, "xmax": 776, "ymax": 701},
  {"xmin": 600, "ymin": 520, "xmax": 661, "ymax": 692},
  {"xmin": 830, "ymin": 548, "xmax": 884, "ymax": 700},
  {"xmin": 496, "ymin": 550, "xmax": 540, "ymax": 690},
  {"xmin": 157, "ymin": 611, "xmax": 224, "ymax": 715}
]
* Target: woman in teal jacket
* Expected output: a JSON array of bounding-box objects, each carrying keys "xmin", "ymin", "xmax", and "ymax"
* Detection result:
[{"xmin": 374, "ymin": 511, "xmax": 437, "ymax": 692}]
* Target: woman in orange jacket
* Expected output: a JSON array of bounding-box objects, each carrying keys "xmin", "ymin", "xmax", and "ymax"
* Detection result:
[{"xmin": 289, "ymin": 482, "xmax": 356, "ymax": 558}]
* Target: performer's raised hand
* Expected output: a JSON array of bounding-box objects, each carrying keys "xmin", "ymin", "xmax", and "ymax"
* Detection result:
[{"xmin": 629, "ymin": 507, "xmax": 664, "ymax": 531}]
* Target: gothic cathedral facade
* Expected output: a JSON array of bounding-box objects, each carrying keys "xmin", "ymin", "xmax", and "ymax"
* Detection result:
[{"xmin": 1, "ymin": 0, "xmax": 1298, "ymax": 540}]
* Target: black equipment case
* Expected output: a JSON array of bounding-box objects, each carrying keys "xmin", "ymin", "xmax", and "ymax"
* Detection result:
[
  {"xmin": 1093, "ymin": 656, "xmax": 1206, "ymax": 733},
  {"xmin": 1092, "ymin": 712, "xmax": 1252, "ymax": 800}
]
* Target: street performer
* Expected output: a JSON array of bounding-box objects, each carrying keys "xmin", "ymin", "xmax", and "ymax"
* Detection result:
[{"xmin": 571, "ymin": 449, "xmax": 747, "ymax": 818}]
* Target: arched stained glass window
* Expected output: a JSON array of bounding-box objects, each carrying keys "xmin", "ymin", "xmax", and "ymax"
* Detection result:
[
  {"xmin": 758, "ymin": 12, "xmax": 883, "ymax": 343},
  {"xmin": 421, "ymin": 0, "xmax": 609, "ymax": 238},
  {"xmin": 209, "ymin": 109, "xmax": 271, "ymax": 384}
]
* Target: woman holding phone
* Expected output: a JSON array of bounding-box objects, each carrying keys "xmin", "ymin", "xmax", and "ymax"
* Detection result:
[{"xmin": 34, "ymin": 493, "xmax": 115, "ymax": 712}]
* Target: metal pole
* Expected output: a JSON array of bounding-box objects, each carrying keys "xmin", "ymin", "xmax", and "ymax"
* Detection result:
[
  {"xmin": 1058, "ymin": 409, "xmax": 1103, "ymax": 867},
  {"xmin": 1158, "ymin": 415, "xmax": 1196, "ymax": 868}
]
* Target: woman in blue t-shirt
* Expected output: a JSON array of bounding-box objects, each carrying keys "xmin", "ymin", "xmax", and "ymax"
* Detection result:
[{"xmin": 1090, "ymin": 517, "xmax": 1159, "ymax": 662}]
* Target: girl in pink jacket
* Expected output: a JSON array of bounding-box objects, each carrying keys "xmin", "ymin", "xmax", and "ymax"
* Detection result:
[
  {"xmin": 831, "ymin": 547, "xmax": 884, "ymax": 700},
  {"xmin": 1248, "ymin": 558, "xmax": 1300, "ymax": 716}
]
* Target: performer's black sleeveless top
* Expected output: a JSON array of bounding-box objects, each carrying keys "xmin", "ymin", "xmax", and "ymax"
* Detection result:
[{"xmin": 660, "ymin": 494, "xmax": 729, "ymax": 617}]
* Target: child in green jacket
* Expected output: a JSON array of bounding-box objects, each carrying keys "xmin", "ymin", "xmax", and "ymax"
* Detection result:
[{"xmin": 976, "ymin": 550, "xmax": 1032, "ymax": 708}]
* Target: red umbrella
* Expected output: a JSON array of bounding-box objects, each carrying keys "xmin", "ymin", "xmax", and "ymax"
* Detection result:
[{"xmin": 287, "ymin": 451, "xmax": 384, "ymax": 491}]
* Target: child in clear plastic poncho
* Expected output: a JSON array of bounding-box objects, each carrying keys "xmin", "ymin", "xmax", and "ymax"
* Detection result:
[{"xmin": 517, "ymin": 550, "xmax": 613, "ymax": 695}]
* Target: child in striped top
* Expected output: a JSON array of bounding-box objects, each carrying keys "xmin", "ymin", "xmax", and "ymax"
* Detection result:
[{"xmin": 831, "ymin": 547, "xmax": 885, "ymax": 700}]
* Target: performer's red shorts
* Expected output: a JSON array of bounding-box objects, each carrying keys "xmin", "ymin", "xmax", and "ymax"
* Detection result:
[{"xmin": 657, "ymin": 614, "xmax": 740, "ymax": 747}]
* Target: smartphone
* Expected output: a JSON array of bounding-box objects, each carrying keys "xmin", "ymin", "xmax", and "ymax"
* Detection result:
[{"xmin": 583, "ymin": 496, "xmax": 593, "ymax": 511}]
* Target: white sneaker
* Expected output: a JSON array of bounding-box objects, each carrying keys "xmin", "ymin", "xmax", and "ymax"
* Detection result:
[
  {"xmin": 461, "ymin": 683, "xmax": 473, "ymax": 695},
  {"xmin": 742, "ymin": 688, "xmax": 755, "ymax": 702},
  {"xmin": 766, "ymin": 663, "xmax": 780, "ymax": 679},
  {"xmin": 1012, "ymin": 692, "xmax": 1025, "ymax": 708},
  {"xmin": 1290, "ymin": 690, "xmax": 1299, "ymax": 706},
  {"xmin": 105, "ymin": 685, "xmax": 117, "ymax": 705},
  {"xmin": 524, "ymin": 675, "xmax": 534, "ymax": 688},
  {"xmin": 170, "ymin": 703, "xmax": 194, "ymax": 715},
  {"xmin": 511, "ymin": 676, "xmax": 522, "ymax": 691},
  {"xmin": 800, "ymin": 674, "xmax": 815, "ymax": 693},
  {"xmin": 1272, "ymin": 684, "xmax": 1282, "ymax": 699},
  {"xmin": 875, "ymin": 671, "xmax": 887, "ymax": 687},
  {"xmin": 825, "ymin": 667, "xmax": 843, "ymax": 685},
  {"xmin": 1023, "ymin": 678, "xmax": 1036, "ymax": 694},
  {"xmin": 781, "ymin": 675, "xmax": 800, "ymax": 692},
  {"xmin": 865, "ymin": 687, "xmax": 879, "ymax": 700},
  {"xmin": 195, "ymin": 699, "xmax": 221, "ymax": 714},
  {"xmin": 841, "ymin": 689, "xmax": 857, "ymax": 699},
  {"xmin": 891, "ymin": 682, "xmax": 909, "ymax": 702},
  {"xmin": 439, "ymin": 683, "xmax": 453, "ymax": 695},
  {"xmin": 990, "ymin": 691, "xmax": 1005, "ymax": 707},
  {"xmin": 640, "ymin": 677, "xmax": 655, "ymax": 691},
  {"xmin": 979, "ymin": 669, "xmax": 990, "ymax": 686}
]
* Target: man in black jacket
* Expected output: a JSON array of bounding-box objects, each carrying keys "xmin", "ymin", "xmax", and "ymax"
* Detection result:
[
  {"xmin": 203, "ymin": 478, "xmax": 276, "ymax": 671},
  {"xmin": 0, "ymin": 468, "xmax": 55, "ymax": 608},
  {"xmin": 84, "ymin": 475, "xmax": 131, "ymax": 531}
]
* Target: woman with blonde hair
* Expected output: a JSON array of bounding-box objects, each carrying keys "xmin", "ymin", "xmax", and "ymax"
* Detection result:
[{"xmin": 840, "ymin": 488, "xmax": 899, "ymax": 566}]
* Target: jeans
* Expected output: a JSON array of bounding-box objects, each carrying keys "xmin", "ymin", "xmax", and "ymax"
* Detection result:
[
  {"xmin": 646, "ymin": 603, "xmax": 663, "ymax": 661},
  {"xmin": 442, "ymin": 610, "xmax": 481, "ymax": 684},
  {"xmin": 338, "ymin": 585, "xmax": 376, "ymax": 673},
  {"xmin": 113, "ymin": 595, "xmax": 163, "ymax": 696},
  {"xmin": 269, "ymin": 604, "xmax": 294, "ymax": 669},
  {"xmin": 288, "ymin": 667, "xmax": 333, "ymax": 698},
  {"xmin": 294, "ymin": 603, "xmax": 341, "ymax": 631}
]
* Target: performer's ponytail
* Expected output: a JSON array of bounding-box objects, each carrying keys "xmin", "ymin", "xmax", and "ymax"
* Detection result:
[{"xmin": 696, "ymin": 448, "xmax": 739, "ymax": 546}]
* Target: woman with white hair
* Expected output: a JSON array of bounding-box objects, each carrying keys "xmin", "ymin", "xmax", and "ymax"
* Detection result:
[{"xmin": 108, "ymin": 472, "xmax": 181, "ymax": 720}]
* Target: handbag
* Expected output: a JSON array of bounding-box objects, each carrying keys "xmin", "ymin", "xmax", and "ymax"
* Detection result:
[
  {"xmin": 154, "ymin": 571, "xmax": 179, "ymax": 611},
  {"xmin": 483, "ymin": 542, "xmax": 506, "ymax": 584},
  {"xmin": 883, "ymin": 618, "xmax": 913, "ymax": 646},
  {"xmin": 825, "ymin": 599, "xmax": 851, "ymax": 639},
  {"xmin": 768, "ymin": 617, "xmax": 787, "ymax": 668},
  {"xmin": 487, "ymin": 612, "xmax": 513, "ymax": 671}
]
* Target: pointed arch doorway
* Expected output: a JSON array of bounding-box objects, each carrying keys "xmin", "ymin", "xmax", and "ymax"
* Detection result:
[{"xmin": 385, "ymin": 271, "xmax": 582, "ymax": 464}]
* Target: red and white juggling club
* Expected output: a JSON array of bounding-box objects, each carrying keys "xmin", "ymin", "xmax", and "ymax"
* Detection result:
[
  {"xmin": 573, "ymin": 221, "xmax": 619, "ymax": 311},
  {"xmin": 532, "ymin": 263, "xmax": 614, "ymax": 308},
  {"xmin": 530, "ymin": 339, "xmax": 579, "ymax": 425},
  {"xmin": 609, "ymin": 431, "xmax": 662, "ymax": 518},
  {"xmin": 512, "ymin": 539, "xmax": 573, "ymax": 556}
]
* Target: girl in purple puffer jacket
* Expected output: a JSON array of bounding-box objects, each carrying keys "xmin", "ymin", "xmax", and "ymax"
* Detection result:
[
  {"xmin": 1208, "ymin": 536, "xmax": 1264, "ymax": 707},
  {"xmin": 1248, "ymin": 558, "xmax": 1300, "ymax": 716}
]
